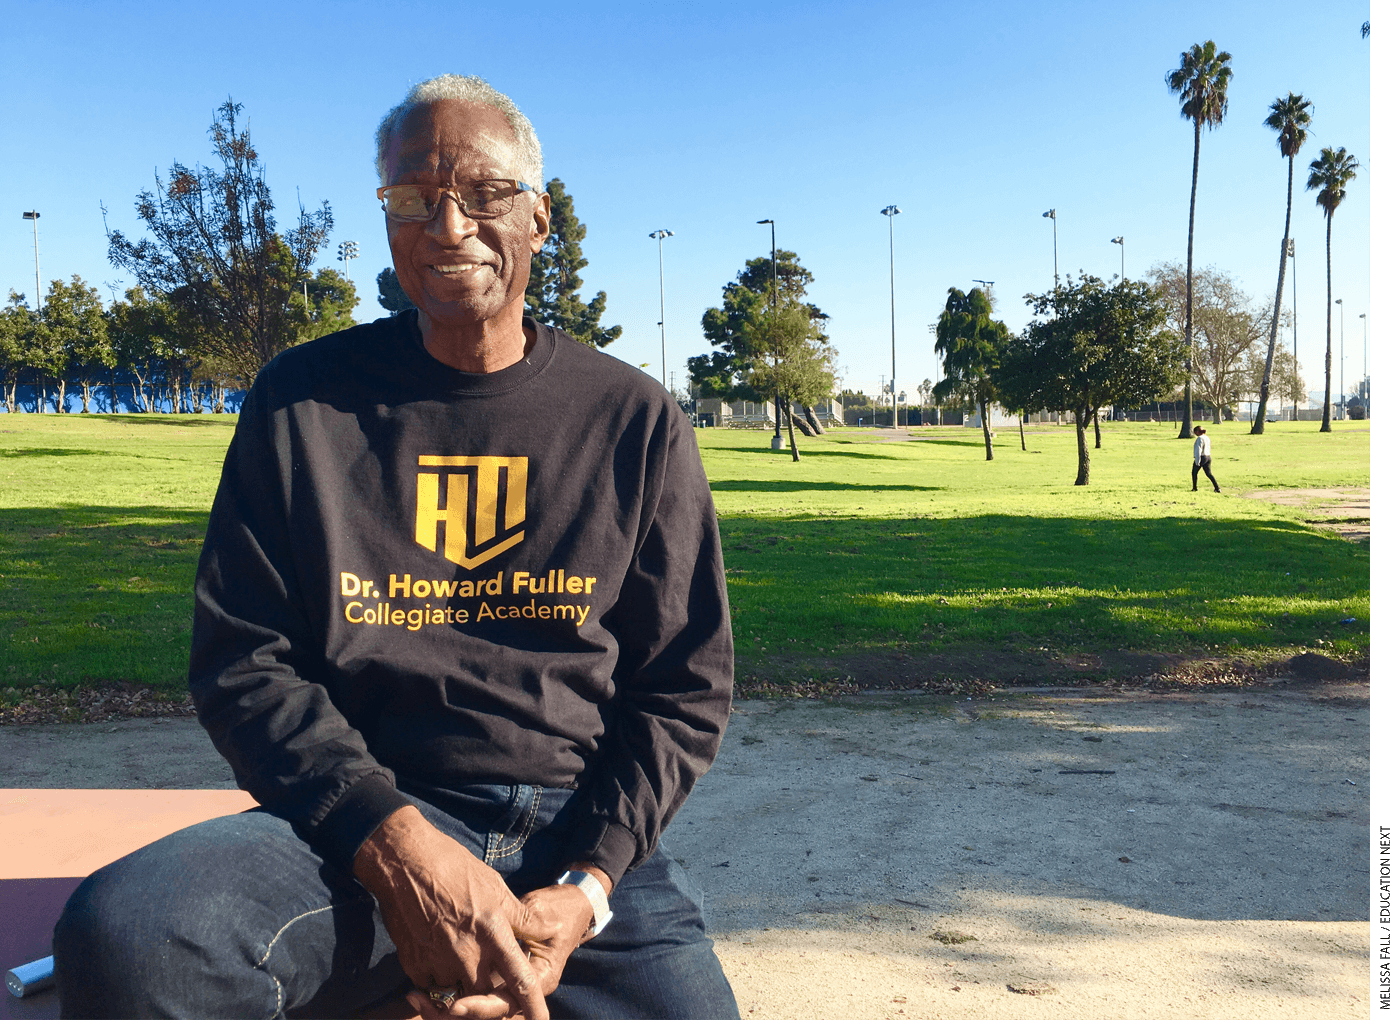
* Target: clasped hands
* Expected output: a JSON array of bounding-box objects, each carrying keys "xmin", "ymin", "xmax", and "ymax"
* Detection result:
[{"xmin": 353, "ymin": 805, "xmax": 604, "ymax": 1020}]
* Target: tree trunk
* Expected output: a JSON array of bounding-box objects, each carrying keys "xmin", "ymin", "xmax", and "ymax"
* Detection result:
[
  {"xmin": 1321, "ymin": 214, "xmax": 1333, "ymax": 432},
  {"xmin": 1074, "ymin": 406, "xmax": 1091, "ymax": 485},
  {"xmin": 1179, "ymin": 119, "xmax": 1203, "ymax": 440},
  {"xmin": 980, "ymin": 399, "xmax": 993, "ymax": 461},
  {"xmin": 1212, "ymin": 404, "xmax": 1222, "ymax": 425},
  {"xmin": 785, "ymin": 398, "xmax": 800, "ymax": 461},
  {"xmin": 1093, "ymin": 408, "xmax": 1101, "ymax": 449},
  {"xmin": 3, "ymin": 381, "xmax": 15, "ymax": 413},
  {"xmin": 80, "ymin": 381, "xmax": 93, "ymax": 413},
  {"xmin": 1254, "ymin": 155, "xmax": 1295, "ymax": 435},
  {"xmin": 803, "ymin": 404, "xmax": 825, "ymax": 435},
  {"xmin": 1019, "ymin": 411, "xmax": 1026, "ymax": 451},
  {"xmin": 54, "ymin": 379, "xmax": 67, "ymax": 412},
  {"xmin": 791, "ymin": 408, "xmax": 816, "ymax": 437}
]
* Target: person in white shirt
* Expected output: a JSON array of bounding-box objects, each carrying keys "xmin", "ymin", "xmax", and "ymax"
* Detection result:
[{"xmin": 1192, "ymin": 425, "xmax": 1221, "ymax": 492}]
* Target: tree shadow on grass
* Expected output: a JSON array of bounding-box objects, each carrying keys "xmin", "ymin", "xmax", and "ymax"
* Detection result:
[
  {"xmin": 98, "ymin": 415, "xmax": 235, "ymax": 428},
  {"xmin": 720, "ymin": 513, "xmax": 1369, "ymax": 669},
  {"xmin": 0, "ymin": 448, "xmax": 100, "ymax": 458},
  {"xmin": 723, "ymin": 445, "xmax": 904, "ymax": 460},
  {"xmin": 712, "ymin": 480, "xmax": 943, "ymax": 493}
]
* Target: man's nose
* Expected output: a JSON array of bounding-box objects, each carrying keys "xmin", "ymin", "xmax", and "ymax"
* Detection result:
[{"xmin": 424, "ymin": 193, "xmax": 478, "ymax": 243}]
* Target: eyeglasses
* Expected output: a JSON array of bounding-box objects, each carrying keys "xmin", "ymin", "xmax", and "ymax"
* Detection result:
[{"xmin": 376, "ymin": 180, "xmax": 535, "ymax": 222}]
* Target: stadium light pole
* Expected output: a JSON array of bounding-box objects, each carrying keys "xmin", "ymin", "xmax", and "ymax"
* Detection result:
[
  {"xmin": 1042, "ymin": 209, "xmax": 1058, "ymax": 289},
  {"xmin": 22, "ymin": 211, "xmax": 41, "ymax": 311},
  {"xmin": 881, "ymin": 205, "xmax": 901, "ymax": 427},
  {"xmin": 1110, "ymin": 236, "xmax": 1125, "ymax": 280},
  {"xmin": 756, "ymin": 219, "xmax": 781, "ymax": 444},
  {"xmin": 648, "ymin": 229, "xmax": 674, "ymax": 392},
  {"xmin": 337, "ymin": 239, "xmax": 360, "ymax": 283}
]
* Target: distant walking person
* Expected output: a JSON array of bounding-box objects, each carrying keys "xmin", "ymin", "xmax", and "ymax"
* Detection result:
[{"xmin": 1192, "ymin": 425, "xmax": 1221, "ymax": 492}]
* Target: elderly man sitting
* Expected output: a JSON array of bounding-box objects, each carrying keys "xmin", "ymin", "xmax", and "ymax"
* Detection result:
[{"xmin": 53, "ymin": 74, "xmax": 740, "ymax": 1020}]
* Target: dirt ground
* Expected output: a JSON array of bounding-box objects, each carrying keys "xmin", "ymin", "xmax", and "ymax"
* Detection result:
[
  {"xmin": 1240, "ymin": 487, "xmax": 1370, "ymax": 543},
  {"xmin": 0, "ymin": 679, "xmax": 1369, "ymax": 1019}
]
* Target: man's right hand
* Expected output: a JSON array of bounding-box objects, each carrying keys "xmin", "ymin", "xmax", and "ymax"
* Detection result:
[{"xmin": 352, "ymin": 805, "xmax": 548, "ymax": 1020}]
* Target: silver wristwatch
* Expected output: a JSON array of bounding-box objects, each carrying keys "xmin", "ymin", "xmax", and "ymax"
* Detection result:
[{"xmin": 556, "ymin": 869, "xmax": 613, "ymax": 938}]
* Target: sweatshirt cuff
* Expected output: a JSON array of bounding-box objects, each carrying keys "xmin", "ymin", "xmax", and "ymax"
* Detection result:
[
  {"xmin": 312, "ymin": 773, "xmax": 414, "ymax": 871},
  {"xmin": 567, "ymin": 820, "xmax": 641, "ymax": 889}
]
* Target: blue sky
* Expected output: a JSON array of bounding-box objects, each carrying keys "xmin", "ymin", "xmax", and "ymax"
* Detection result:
[{"xmin": 2, "ymin": 0, "xmax": 1372, "ymax": 404}]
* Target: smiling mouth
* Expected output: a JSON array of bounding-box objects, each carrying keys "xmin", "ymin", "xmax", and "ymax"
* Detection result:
[{"xmin": 430, "ymin": 262, "xmax": 492, "ymax": 276}]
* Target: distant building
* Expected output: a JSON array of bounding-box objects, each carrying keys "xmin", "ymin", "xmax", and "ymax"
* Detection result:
[{"xmin": 694, "ymin": 397, "xmax": 842, "ymax": 429}]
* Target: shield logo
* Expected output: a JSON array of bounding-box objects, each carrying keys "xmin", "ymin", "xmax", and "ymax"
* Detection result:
[{"xmin": 415, "ymin": 455, "xmax": 528, "ymax": 568}]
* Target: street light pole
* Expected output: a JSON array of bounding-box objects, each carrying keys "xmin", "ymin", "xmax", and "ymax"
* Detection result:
[
  {"xmin": 648, "ymin": 229, "xmax": 674, "ymax": 392},
  {"xmin": 1111, "ymin": 236, "xmax": 1125, "ymax": 280},
  {"xmin": 22, "ymin": 211, "xmax": 41, "ymax": 311},
  {"xmin": 1359, "ymin": 312, "xmax": 1369, "ymax": 418},
  {"xmin": 881, "ymin": 205, "xmax": 900, "ymax": 426},
  {"xmin": 1042, "ymin": 209, "xmax": 1058, "ymax": 289},
  {"xmin": 1335, "ymin": 298, "xmax": 1344, "ymax": 418},
  {"xmin": 756, "ymin": 219, "xmax": 781, "ymax": 444}
]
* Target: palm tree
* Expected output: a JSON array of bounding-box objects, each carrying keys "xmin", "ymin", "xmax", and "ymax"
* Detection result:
[
  {"xmin": 1251, "ymin": 93, "xmax": 1312, "ymax": 435},
  {"xmin": 934, "ymin": 287, "xmax": 1007, "ymax": 461},
  {"xmin": 1306, "ymin": 146, "xmax": 1360, "ymax": 433},
  {"xmin": 1166, "ymin": 40, "xmax": 1233, "ymax": 439}
]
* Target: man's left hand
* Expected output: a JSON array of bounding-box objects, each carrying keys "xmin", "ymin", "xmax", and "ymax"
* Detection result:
[{"xmin": 405, "ymin": 878, "xmax": 601, "ymax": 1019}]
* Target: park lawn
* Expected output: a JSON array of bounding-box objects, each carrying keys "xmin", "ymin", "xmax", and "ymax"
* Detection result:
[
  {"xmin": 705, "ymin": 420, "xmax": 1369, "ymax": 684},
  {"xmin": 0, "ymin": 414, "xmax": 1370, "ymax": 702}
]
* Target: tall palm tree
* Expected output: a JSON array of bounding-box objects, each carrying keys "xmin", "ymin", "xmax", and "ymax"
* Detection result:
[
  {"xmin": 1166, "ymin": 40, "xmax": 1233, "ymax": 439},
  {"xmin": 1306, "ymin": 146, "xmax": 1360, "ymax": 433},
  {"xmin": 1251, "ymin": 93, "xmax": 1312, "ymax": 435}
]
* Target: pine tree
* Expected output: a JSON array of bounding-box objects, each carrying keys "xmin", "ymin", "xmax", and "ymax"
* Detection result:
[{"xmin": 525, "ymin": 179, "xmax": 621, "ymax": 348}]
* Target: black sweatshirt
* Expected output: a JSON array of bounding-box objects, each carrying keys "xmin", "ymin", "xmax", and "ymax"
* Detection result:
[{"xmin": 188, "ymin": 312, "xmax": 732, "ymax": 886}]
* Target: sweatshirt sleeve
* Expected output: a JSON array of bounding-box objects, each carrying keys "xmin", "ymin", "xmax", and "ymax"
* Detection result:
[
  {"xmin": 561, "ymin": 410, "xmax": 734, "ymax": 885},
  {"xmin": 188, "ymin": 374, "xmax": 413, "ymax": 871}
]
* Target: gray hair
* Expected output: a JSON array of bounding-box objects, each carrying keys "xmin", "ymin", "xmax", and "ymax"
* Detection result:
[{"xmin": 374, "ymin": 74, "xmax": 544, "ymax": 192}]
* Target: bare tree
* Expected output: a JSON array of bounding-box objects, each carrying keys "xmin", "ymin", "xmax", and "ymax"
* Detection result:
[{"xmin": 107, "ymin": 100, "xmax": 333, "ymax": 387}]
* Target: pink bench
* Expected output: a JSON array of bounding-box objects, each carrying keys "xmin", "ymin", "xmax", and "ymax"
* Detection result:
[{"xmin": 0, "ymin": 790, "xmax": 416, "ymax": 1019}]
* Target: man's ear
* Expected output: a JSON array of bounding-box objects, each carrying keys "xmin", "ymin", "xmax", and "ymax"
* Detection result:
[{"xmin": 530, "ymin": 191, "xmax": 551, "ymax": 254}]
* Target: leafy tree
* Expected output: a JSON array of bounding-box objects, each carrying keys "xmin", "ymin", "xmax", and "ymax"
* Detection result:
[
  {"xmin": 376, "ymin": 267, "xmax": 414, "ymax": 313},
  {"xmin": 27, "ymin": 276, "xmax": 107, "ymax": 412},
  {"xmin": 107, "ymin": 287, "xmax": 178, "ymax": 412},
  {"xmin": 1245, "ymin": 347, "xmax": 1305, "ymax": 413},
  {"xmin": 524, "ymin": 179, "xmax": 621, "ymax": 348},
  {"xmin": 690, "ymin": 250, "xmax": 831, "ymax": 439},
  {"xmin": 1001, "ymin": 275, "xmax": 1184, "ymax": 485},
  {"xmin": 933, "ymin": 287, "xmax": 1008, "ymax": 461},
  {"xmin": 42, "ymin": 276, "xmax": 112, "ymax": 413},
  {"xmin": 1251, "ymin": 92, "xmax": 1312, "ymax": 434},
  {"xmin": 294, "ymin": 269, "xmax": 358, "ymax": 342},
  {"xmin": 1305, "ymin": 146, "xmax": 1360, "ymax": 432},
  {"xmin": 1166, "ymin": 40, "xmax": 1233, "ymax": 439},
  {"xmin": 0, "ymin": 293, "xmax": 37, "ymax": 413},
  {"xmin": 1147, "ymin": 262, "xmax": 1284, "ymax": 422},
  {"xmin": 743, "ymin": 303, "xmax": 835, "ymax": 461},
  {"xmin": 106, "ymin": 99, "xmax": 333, "ymax": 387}
]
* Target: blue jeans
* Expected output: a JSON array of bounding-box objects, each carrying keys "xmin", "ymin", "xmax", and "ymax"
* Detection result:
[{"xmin": 52, "ymin": 784, "xmax": 739, "ymax": 1019}]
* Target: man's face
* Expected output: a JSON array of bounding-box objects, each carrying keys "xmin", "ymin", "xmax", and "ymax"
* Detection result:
[{"xmin": 382, "ymin": 99, "xmax": 548, "ymax": 331}]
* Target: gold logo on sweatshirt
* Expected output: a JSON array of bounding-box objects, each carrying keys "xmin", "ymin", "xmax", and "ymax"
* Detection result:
[{"xmin": 415, "ymin": 456, "xmax": 528, "ymax": 568}]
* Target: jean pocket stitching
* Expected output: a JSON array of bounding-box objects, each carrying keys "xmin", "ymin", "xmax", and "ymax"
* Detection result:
[{"xmin": 489, "ymin": 786, "xmax": 541, "ymax": 860}]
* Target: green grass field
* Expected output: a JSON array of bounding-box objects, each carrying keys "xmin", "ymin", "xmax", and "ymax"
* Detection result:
[{"xmin": 0, "ymin": 414, "xmax": 1369, "ymax": 703}]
